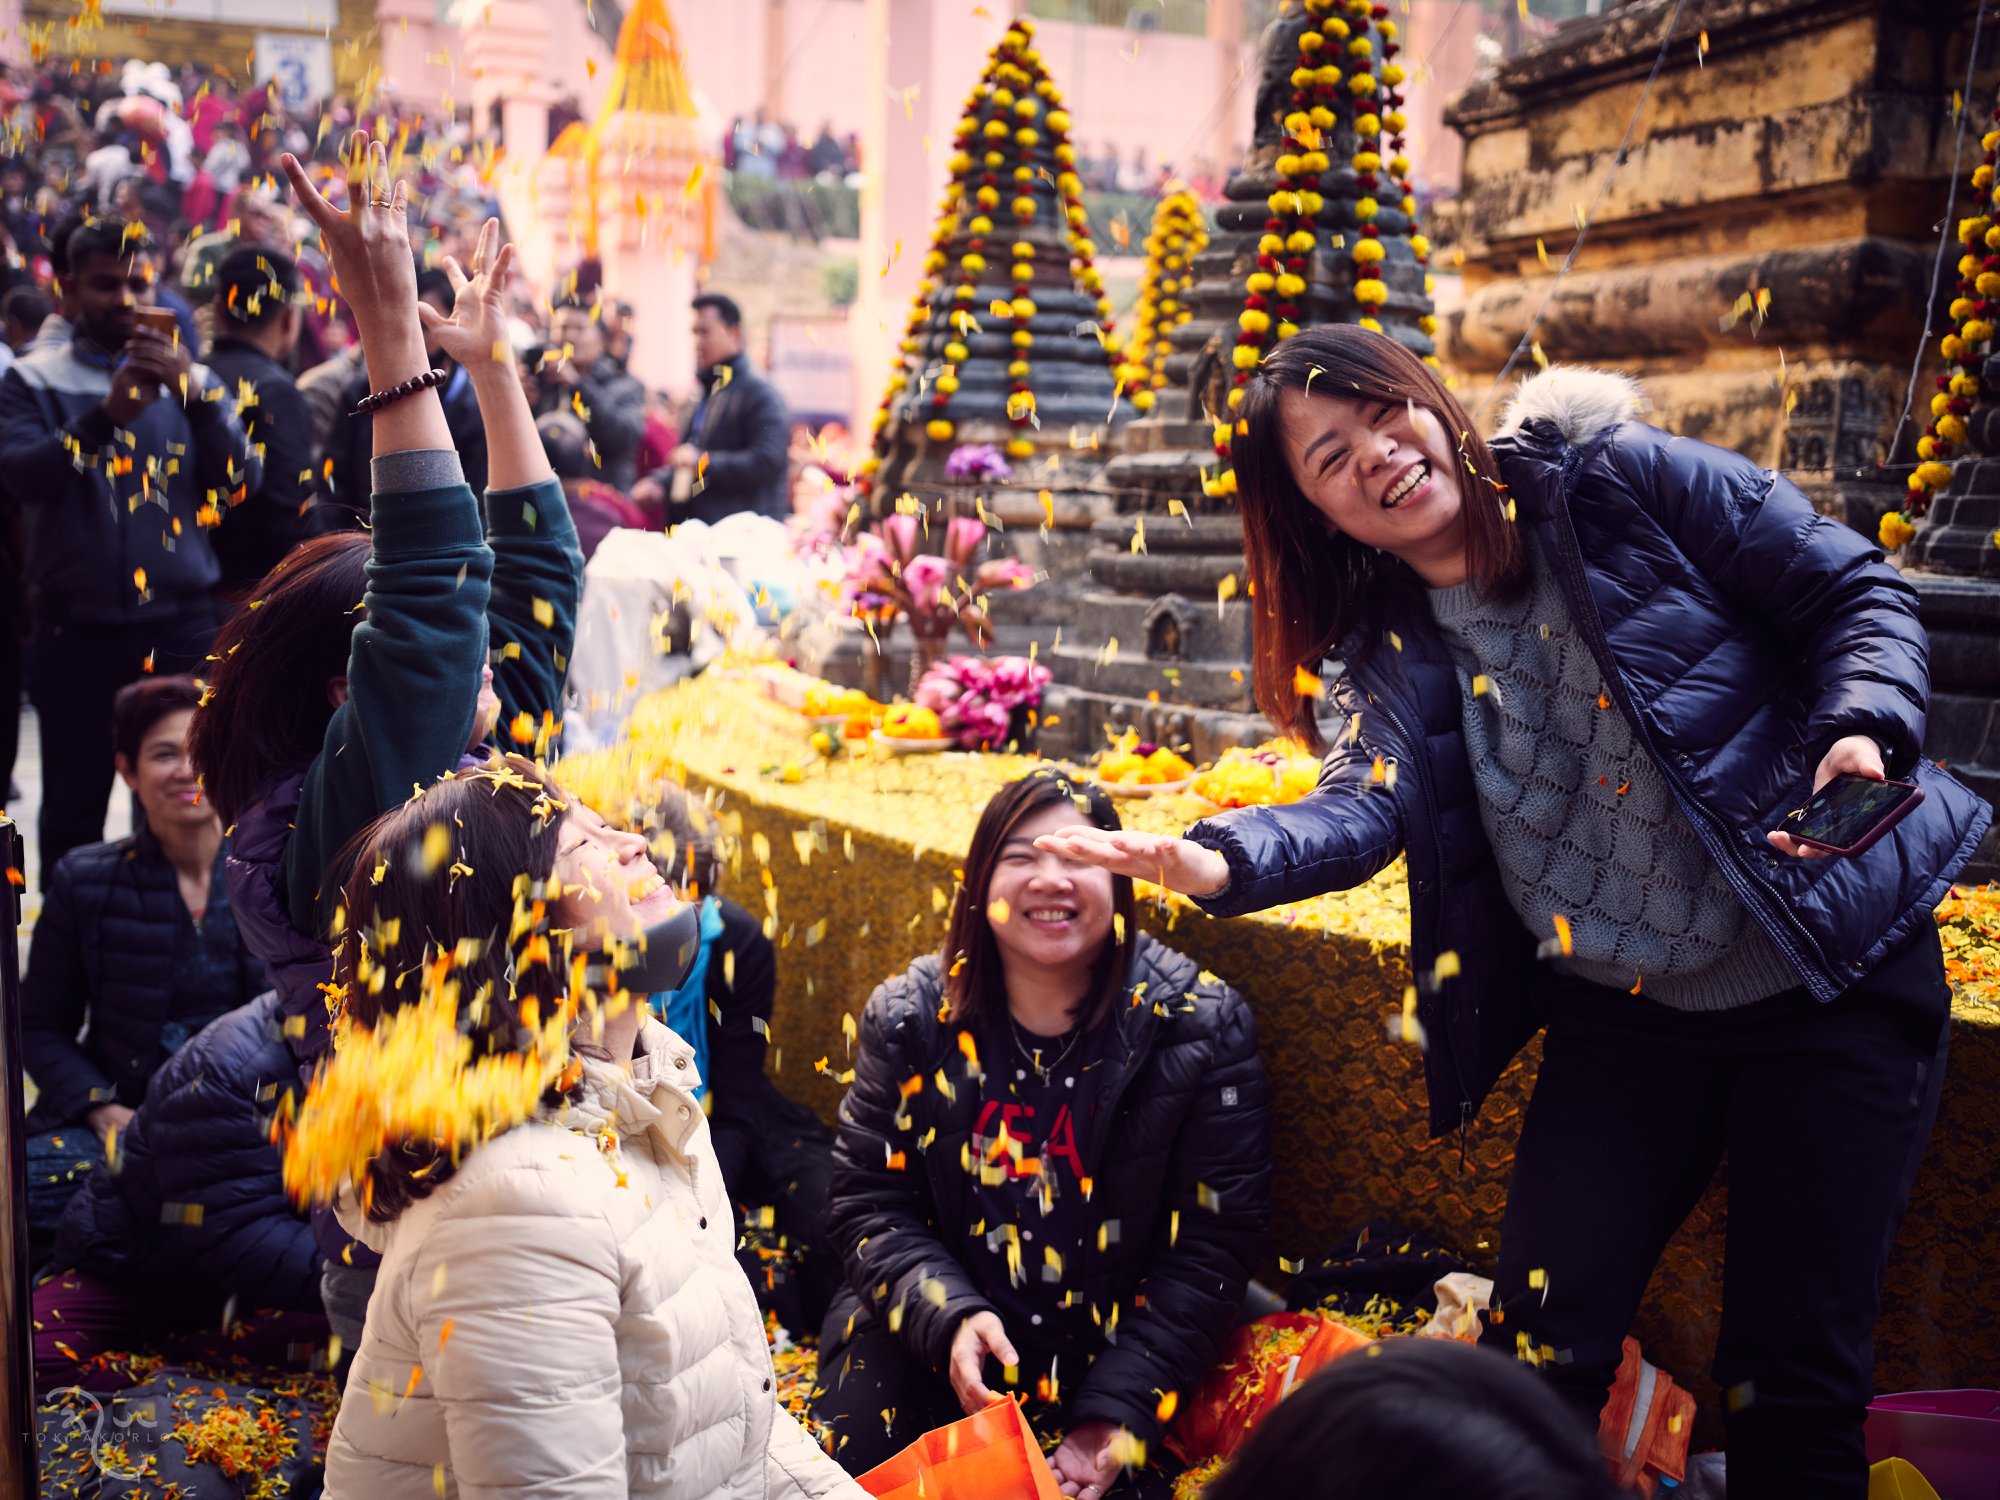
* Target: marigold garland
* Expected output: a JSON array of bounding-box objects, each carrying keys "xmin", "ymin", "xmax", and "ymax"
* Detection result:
[
  {"xmin": 276, "ymin": 948, "xmax": 576, "ymax": 1208},
  {"xmin": 1883, "ymin": 103, "xmax": 2000, "ymax": 551},
  {"xmin": 1116, "ymin": 189, "xmax": 1209, "ymax": 414},
  {"xmin": 858, "ymin": 18, "xmax": 1115, "ymax": 497},
  {"xmin": 1206, "ymin": 0, "xmax": 1437, "ymax": 500}
]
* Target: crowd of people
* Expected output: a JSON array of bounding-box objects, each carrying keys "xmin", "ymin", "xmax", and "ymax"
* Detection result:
[
  {"xmin": 0, "ymin": 59, "xmax": 1986, "ymax": 1500},
  {"xmin": 723, "ymin": 112, "xmax": 863, "ymax": 185}
]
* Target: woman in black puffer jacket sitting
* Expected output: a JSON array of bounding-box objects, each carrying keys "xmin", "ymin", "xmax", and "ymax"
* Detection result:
[
  {"xmin": 21, "ymin": 676, "xmax": 267, "ymax": 1263},
  {"xmin": 811, "ymin": 770, "xmax": 1272, "ymax": 1499}
]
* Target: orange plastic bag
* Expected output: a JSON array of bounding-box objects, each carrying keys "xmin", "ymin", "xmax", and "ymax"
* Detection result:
[
  {"xmin": 1597, "ymin": 1337, "xmax": 1695, "ymax": 1493},
  {"xmin": 857, "ymin": 1395, "xmax": 1065, "ymax": 1500},
  {"xmin": 1167, "ymin": 1311, "xmax": 1374, "ymax": 1468}
]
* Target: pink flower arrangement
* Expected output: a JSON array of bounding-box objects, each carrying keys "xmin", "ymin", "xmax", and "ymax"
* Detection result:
[
  {"xmin": 839, "ymin": 511, "xmax": 1035, "ymax": 647},
  {"xmin": 914, "ymin": 655, "xmax": 1053, "ymax": 750}
]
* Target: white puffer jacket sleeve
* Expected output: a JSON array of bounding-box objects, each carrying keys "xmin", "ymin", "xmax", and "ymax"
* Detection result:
[
  {"xmin": 768, "ymin": 1406, "xmax": 870, "ymax": 1500},
  {"xmin": 405, "ymin": 1162, "xmax": 628, "ymax": 1498}
]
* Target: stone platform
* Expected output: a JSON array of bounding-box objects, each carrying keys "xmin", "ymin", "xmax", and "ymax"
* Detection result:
[{"xmin": 559, "ymin": 677, "xmax": 2000, "ymax": 1444}]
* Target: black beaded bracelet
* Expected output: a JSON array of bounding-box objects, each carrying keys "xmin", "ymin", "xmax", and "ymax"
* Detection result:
[{"xmin": 350, "ymin": 367, "xmax": 448, "ymax": 418}]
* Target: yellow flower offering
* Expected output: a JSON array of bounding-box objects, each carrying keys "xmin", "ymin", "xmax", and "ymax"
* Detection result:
[{"xmin": 881, "ymin": 704, "xmax": 945, "ymax": 740}]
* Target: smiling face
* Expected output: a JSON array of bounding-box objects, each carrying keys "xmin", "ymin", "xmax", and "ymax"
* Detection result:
[
  {"xmin": 117, "ymin": 707, "xmax": 213, "ymax": 836},
  {"xmin": 984, "ymin": 802, "xmax": 1117, "ymax": 993},
  {"xmin": 1277, "ymin": 386, "xmax": 1468, "ymax": 581},
  {"xmin": 551, "ymin": 796, "xmax": 683, "ymax": 948}
]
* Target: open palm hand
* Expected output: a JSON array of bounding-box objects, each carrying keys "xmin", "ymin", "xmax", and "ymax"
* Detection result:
[{"xmin": 415, "ymin": 217, "xmax": 517, "ymax": 372}]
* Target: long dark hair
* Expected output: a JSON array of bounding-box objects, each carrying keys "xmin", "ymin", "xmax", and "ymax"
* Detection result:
[
  {"xmin": 1203, "ymin": 1339, "xmax": 1632, "ymax": 1500},
  {"xmin": 190, "ymin": 533, "xmax": 370, "ymax": 824},
  {"xmin": 941, "ymin": 769, "xmax": 1136, "ymax": 1033},
  {"xmin": 331, "ymin": 755, "xmax": 573, "ymax": 1222},
  {"xmin": 1234, "ymin": 325, "xmax": 1521, "ymax": 750}
]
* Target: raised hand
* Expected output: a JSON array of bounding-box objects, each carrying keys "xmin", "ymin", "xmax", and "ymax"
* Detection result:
[
  {"xmin": 1034, "ymin": 826, "xmax": 1231, "ymax": 898},
  {"xmin": 277, "ymin": 133, "xmax": 418, "ymax": 353},
  {"xmin": 415, "ymin": 218, "xmax": 517, "ymax": 372}
]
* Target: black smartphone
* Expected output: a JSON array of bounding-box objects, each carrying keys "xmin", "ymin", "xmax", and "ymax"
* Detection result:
[{"xmin": 1781, "ymin": 773, "xmax": 1925, "ymax": 856}]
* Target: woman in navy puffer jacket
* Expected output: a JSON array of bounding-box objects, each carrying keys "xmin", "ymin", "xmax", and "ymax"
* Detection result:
[{"xmin": 1043, "ymin": 326, "xmax": 1988, "ymax": 1500}]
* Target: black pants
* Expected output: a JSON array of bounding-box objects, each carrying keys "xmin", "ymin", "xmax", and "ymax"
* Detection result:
[
  {"xmin": 28, "ymin": 608, "xmax": 218, "ymax": 883},
  {"xmin": 811, "ymin": 1296, "xmax": 1180, "ymax": 1497},
  {"xmin": 0, "ymin": 629, "xmax": 20, "ymax": 803},
  {"xmin": 1480, "ymin": 925, "xmax": 1951, "ymax": 1500}
]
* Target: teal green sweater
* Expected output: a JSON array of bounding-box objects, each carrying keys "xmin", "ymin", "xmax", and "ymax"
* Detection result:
[{"xmin": 278, "ymin": 450, "xmax": 583, "ymax": 936}]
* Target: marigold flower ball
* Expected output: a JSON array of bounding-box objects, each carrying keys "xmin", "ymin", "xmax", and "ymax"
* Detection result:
[
  {"xmin": 927, "ymin": 419, "xmax": 955, "ymax": 441},
  {"xmin": 1916, "ymin": 460, "xmax": 1954, "ymax": 488},
  {"xmin": 1055, "ymin": 143, "xmax": 1075, "ymax": 165},
  {"xmin": 1013, "ymin": 330, "xmax": 1034, "ymax": 348},
  {"xmin": 1391, "ymin": 154, "xmax": 1412, "ymax": 176},
  {"xmin": 935, "ymin": 374, "xmax": 960, "ymax": 395},
  {"xmin": 1008, "ymin": 359, "xmax": 1030, "ymax": 378},
  {"xmin": 1418, "ymin": 314, "xmax": 1439, "ymax": 335},
  {"xmin": 1291, "ymin": 67, "xmax": 1316, "ymax": 89},
  {"xmin": 1015, "ymin": 98, "xmax": 1039, "ymax": 118},
  {"xmin": 1047, "ymin": 110, "xmax": 1071, "ymax": 132},
  {"xmin": 1358, "ymin": 316, "xmax": 1384, "ymax": 333},
  {"xmin": 1356, "ymin": 195, "xmax": 1381, "ymax": 219},
  {"xmin": 983, "ymin": 120, "xmax": 1009, "ymax": 140},
  {"xmin": 970, "ymin": 215, "xmax": 994, "ymax": 235},
  {"xmin": 1310, "ymin": 106, "xmax": 1338, "ymax": 129},
  {"xmin": 1300, "ymin": 30, "xmax": 1326, "ymax": 51},
  {"xmin": 1287, "ymin": 230, "xmax": 1316, "ymax": 253},
  {"xmin": 1939, "ymin": 414, "xmax": 1970, "ymax": 443},
  {"xmin": 1967, "ymin": 320, "xmax": 1996, "ymax": 344},
  {"xmin": 954, "ymin": 285, "xmax": 975, "ymax": 301},
  {"xmin": 1354, "ymin": 151, "xmax": 1383, "ymax": 173},
  {"xmin": 945, "ymin": 340, "xmax": 970, "ymax": 362},
  {"xmin": 1302, "ymin": 151, "xmax": 1330, "ymax": 173},
  {"xmin": 1240, "ymin": 308, "xmax": 1273, "ymax": 334},
  {"xmin": 1277, "ymin": 153, "xmax": 1304, "ymax": 177},
  {"xmin": 976, "ymin": 186, "xmax": 1000, "ymax": 209},
  {"xmin": 1298, "ymin": 192, "xmax": 1325, "ymax": 215},
  {"xmin": 1233, "ymin": 344, "xmax": 1262, "ymax": 370},
  {"xmin": 1013, "ymin": 196, "xmax": 1037, "ymax": 219},
  {"xmin": 1068, "ymin": 205, "xmax": 1088, "ymax": 227},
  {"xmin": 1316, "ymin": 65, "xmax": 1345, "ymax": 87},
  {"xmin": 1943, "ymin": 334, "xmax": 1969, "ymax": 360},
  {"xmin": 1285, "ymin": 110, "xmax": 1313, "ymax": 136},
  {"xmin": 1349, "ymin": 37, "xmax": 1373, "ymax": 56},
  {"xmin": 1259, "ymin": 233, "xmax": 1285, "ymax": 255},
  {"xmin": 985, "ymin": 151, "xmax": 1005, "ymax": 169},
  {"xmin": 1353, "ymin": 279, "xmax": 1389, "ymax": 306},
  {"xmin": 1326, "ymin": 17, "xmax": 1352, "ymax": 37},
  {"xmin": 1350, "ymin": 74, "xmax": 1378, "ymax": 96},
  {"xmin": 1382, "ymin": 63, "xmax": 1407, "ymax": 84},
  {"xmin": 1247, "ymin": 271, "xmax": 1276, "ymax": 294},
  {"xmin": 1006, "ymin": 438, "xmax": 1035, "ymax": 458},
  {"xmin": 1277, "ymin": 272, "xmax": 1307, "ymax": 298},
  {"xmin": 1132, "ymin": 389, "xmax": 1156, "ymax": 412},
  {"xmin": 1933, "ymin": 392, "xmax": 1954, "ymax": 417},
  {"xmin": 1953, "ymin": 373, "xmax": 1982, "ymax": 398},
  {"xmin": 1984, "ymin": 129, "xmax": 2000, "ymax": 151},
  {"xmin": 1353, "ymin": 238, "xmax": 1386, "ymax": 263},
  {"xmin": 1385, "ymin": 110, "xmax": 1408, "ymax": 132},
  {"xmin": 1879, "ymin": 511, "xmax": 1918, "ymax": 550}
]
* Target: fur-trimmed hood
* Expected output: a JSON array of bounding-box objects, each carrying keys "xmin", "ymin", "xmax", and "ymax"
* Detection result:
[{"xmin": 1495, "ymin": 365, "xmax": 1646, "ymax": 448}]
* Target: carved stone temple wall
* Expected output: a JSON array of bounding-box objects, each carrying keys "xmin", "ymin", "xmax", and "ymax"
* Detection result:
[
  {"xmin": 1442, "ymin": 0, "xmax": 1994, "ymax": 535},
  {"xmin": 1444, "ymin": 0, "xmax": 2000, "ymax": 874}
]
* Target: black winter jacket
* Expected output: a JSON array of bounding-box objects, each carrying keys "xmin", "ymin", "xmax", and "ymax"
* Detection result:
[
  {"xmin": 1189, "ymin": 366, "xmax": 1991, "ymax": 1137},
  {"xmin": 51, "ymin": 992, "xmax": 321, "ymax": 1311},
  {"xmin": 826, "ymin": 934, "xmax": 1271, "ymax": 1443},
  {"xmin": 22, "ymin": 830, "xmax": 267, "ymax": 1124},
  {"xmin": 654, "ymin": 353, "xmax": 791, "ymax": 526}
]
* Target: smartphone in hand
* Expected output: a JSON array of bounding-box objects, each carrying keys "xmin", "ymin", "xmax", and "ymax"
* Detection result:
[
  {"xmin": 132, "ymin": 305, "xmax": 179, "ymax": 340},
  {"xmin": 1780, "ymin": 773, "xmax": 1925, "ymax": 857}
]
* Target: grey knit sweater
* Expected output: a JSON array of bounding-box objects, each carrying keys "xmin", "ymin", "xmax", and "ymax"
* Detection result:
[{"xmin": 1425, "ymin": 538, "xmax": 1799, "ymax": 1010}]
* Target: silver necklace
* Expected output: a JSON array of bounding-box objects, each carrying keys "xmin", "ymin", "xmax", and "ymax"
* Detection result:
[{"xmin": 1009, "ymin": 1016, "xmax": 1080, "ymax": 1081}]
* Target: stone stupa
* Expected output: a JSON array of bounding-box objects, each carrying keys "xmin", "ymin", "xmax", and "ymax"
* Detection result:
[
  {"xmin": 856, "ymin": 16, "xmax": 1130, "ymax": 541},
  {"xmin": 1039, "ymin": 0, "xmax": 1440, "ymax": 761}
]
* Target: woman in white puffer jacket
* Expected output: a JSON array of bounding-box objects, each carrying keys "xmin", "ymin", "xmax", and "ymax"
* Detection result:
[{"xmin": 307, "ymin": 760, "xmax": 866, "ymax": 1500}]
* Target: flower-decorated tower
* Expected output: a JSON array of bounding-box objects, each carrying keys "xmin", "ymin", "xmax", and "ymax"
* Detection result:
[
  {"xmin": 857, "ymin": 18, "xmax": 1130, "ymax": 513},
  {"xmin": 1114, "ymin": 190, "xmax": 1210, "ymax": 416},
  {"xmin": 521, "ymin": 0, "xmax": 717, "ymax": 394},
  {"xmin": 1041, "ymin": 0, "xmax": 1438, "ymax": 761}
]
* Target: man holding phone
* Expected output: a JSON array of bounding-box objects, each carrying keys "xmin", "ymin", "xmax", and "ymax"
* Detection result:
[{"xmin": 0, "ymin": 215, "xmax": 259, "ymax": 881}]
